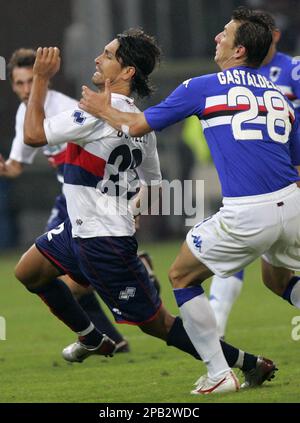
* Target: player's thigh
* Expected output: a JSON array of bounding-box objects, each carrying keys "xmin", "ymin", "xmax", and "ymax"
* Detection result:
[
  {"xmin": 15, "ymin": 244, "xmax": 61, "ymax": 288},
  {"xmin": 61, "ymin": 275, "xmax": 93, "ymax": 298},
  {"xmin": 169, "ymin": 241, "xmax": 213, "ymax": 288},
  {"xmin": 261, "ymin": 258, "xmax": 293, "ymax": 296},
  {"xmin": 77, "ymin": 236, "xmax": 161, "ymax": 325}
]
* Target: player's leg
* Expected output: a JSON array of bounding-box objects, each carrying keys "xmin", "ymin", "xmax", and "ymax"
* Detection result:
[
  {"xmin": 139, "ymin": 302, "xmax": 275, "ymax": 390},
  {"xmin": 15, "ymin": 224, "xmax": 115, "ymax": 358},
  {"xmin": 261, "ymin": 259, "xmax": 300, "ymax": 307},
  {"xmin": 63, "ymin": 235, "xmax": 275, "ymax": 390},
  {"xmin": 46, "ymin": 194, "xmax": 128, "ymax": 352},
  {"xmin": 209, "ymin": 270, "xmax": 244, "ymax": 338},
  {"xmin": 62, "ymin": 276, "xmax": 129, "ymax": 352},
  {"xmin": 168, "ymin": 241, "xmax": 240, "ymax": 393},
  {"xmin": 261, "ymin": 187, "xmax": 300, "ymax": 308},
  {"xmin": 138, "ymin": 251, "xmax": 161, "ymax": 294}
]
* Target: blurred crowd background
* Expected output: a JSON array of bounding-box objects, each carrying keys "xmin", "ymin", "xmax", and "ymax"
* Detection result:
[{"xmin": 1, "ymin": 0, "xmax": 300, "ymax": 250}]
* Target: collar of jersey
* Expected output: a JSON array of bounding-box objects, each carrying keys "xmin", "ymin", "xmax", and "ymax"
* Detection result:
[
  {"xmin": 224, "ymin": 65, "xmax": 260, "ymax": 73},
  {"xmin": 111, "ymin": 92, "xmax": 134, "ymax": 104}
]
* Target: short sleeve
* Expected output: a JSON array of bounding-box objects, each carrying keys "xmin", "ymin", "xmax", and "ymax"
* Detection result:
[
  {"xmin": 44, "ymin": 109, "xmax": 109, "ymax": 146},
  {"xmin": 144, "ymin": 76, "xmax": 206, "ymax": 131},
  {"xmin": 289, "ymin": 119, "xmax": 300, "ymax": 166}
]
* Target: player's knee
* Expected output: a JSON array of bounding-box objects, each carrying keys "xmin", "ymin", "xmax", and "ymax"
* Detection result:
[
  {"xmin": 14, "ymin": 257, "xmax": 45, "ymax": 290},
  {"xmin": 14, "ymin": 259, "xmax": 34, "ymax": 287}
]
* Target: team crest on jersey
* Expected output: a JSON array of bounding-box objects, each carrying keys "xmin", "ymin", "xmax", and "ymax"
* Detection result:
[
  {"xmin": 72, "ymin": 110, "xmax": 86, "ymax": 125},
  {"xmin": 269, "ymin": 66, "xmax": 281, "ymax": 82},
  {"xmin": 191, "ymin": 234, "xmax": 202, "ymax": 251}
]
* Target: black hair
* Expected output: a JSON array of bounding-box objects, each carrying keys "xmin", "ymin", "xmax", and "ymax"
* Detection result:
[
  {"xmin": 252, "ymin": 10, "xmax": 277, "ymax": 31},
  {"xmin": 116, "ymin": 28, "xmax": 161, "ymax": 98},
  {"xmin": 7, "ymin": 48, "xmax": 36, "ymax": 81},
  {"xmin": 232, "ymin": 6, "xmax": 273, "ymax": 68}
]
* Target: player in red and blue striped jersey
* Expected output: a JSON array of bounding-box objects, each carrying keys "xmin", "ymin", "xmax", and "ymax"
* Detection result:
[{"xmin": 0, "ymin": 48, "xmax": 129, "ymax": 352}]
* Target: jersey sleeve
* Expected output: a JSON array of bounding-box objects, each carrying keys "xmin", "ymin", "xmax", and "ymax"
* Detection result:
[
  {"xmin": 44, "ymin": 109, "xmax": 110, "ymax": 145},
  {"xmin": 136, "ymin": 133, "xmax": 162, "ymax": 185},
  {"xmin": 9, "ymin": 105, "xmax": 38, "ymax": 164},
  {"xmin": 144, "ymin": 76, "xmax": 206, "ymax": 131},
  {"xmin": 290, "ymin": 58, "xmax": 300, "ymax": 101},
  {"xmin": 289, "ymin": 119, "xmax": 300, "ymax": 166}
]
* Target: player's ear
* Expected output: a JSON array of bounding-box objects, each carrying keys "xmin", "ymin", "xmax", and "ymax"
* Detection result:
[
  {"xmin": 273, "ymin": 30, "xmax": 281, "ymax": 44},
  {"xmin": 122, "ymin": 66, "xmax": 136, "ymax": 82},
  {"xmin": 234, "ymin": 45, "xmax": 246, "ymax": 60}
]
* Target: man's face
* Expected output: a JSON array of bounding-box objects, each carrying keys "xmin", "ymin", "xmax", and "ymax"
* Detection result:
[
  {"xmin": 214, "ymin": 20, "xmax": 240, "ymax": 69},
  {"xmin": 11, "ymin": 66, "xmax": 33, "ymax": 104},
  {"xmin": 92, "ymin": 39, "xmax": 124, "ymax": 88}
]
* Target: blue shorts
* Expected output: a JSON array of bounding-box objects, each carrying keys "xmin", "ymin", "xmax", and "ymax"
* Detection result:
[
  {"xmin": 35, "ymin": 219, "xmax": 162, "ymax": 325},
  {"xmin": 46, "ymin": 194, "xmax": 68, "ymax": 231}
]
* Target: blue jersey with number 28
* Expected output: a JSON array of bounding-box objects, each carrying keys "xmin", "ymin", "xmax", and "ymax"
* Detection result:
[{"xmin": 144, "ymin": 66, "xmax": 300, "ymax": 197}]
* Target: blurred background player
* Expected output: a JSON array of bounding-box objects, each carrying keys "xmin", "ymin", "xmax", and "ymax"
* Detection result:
[
  {"xmin": 209, "ymin": 9, "xmax": 300, "ymax": 339},
  {"xmin": 0, "ymin": 48, "xmax": 130, "ymax": 352}
]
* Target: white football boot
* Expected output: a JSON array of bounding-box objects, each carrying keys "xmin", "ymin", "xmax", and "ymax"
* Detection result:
[{"xmin": 191, "ymin": 370, "xmax": 240, "ymax": 395}]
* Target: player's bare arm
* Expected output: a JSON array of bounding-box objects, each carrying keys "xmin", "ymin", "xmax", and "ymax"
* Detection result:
[
  {"xmin": 24, "ymin": 47, "xmax": 61, "ymax": 147},
  {"xmin": 0, "ymin": 155, "xmax": 24, "ymax": 178},
  {"xmin": 79, "ymin": 79, "xmax": 151, "ymax": 137}
]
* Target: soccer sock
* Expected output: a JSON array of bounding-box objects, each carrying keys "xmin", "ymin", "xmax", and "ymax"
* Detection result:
[
  {"xmin": 282, "ymin": 276, "xmax": 300, "ymax": 308},
  {"xmin": 174, "ymin": 286, "xmax": 230, "ymax": 380},
  {"xmin": 209, "ymin": 270, "xmax": 244, "ymax": 338},
  {"xmin": 166, "ymin": 316, "xmax": 257, "ymax": 370},
  {"xmin": 78, "ymin": 292, "xmax": 124, "ymax": 343},
  {"xmin": 28, "ymin": 278, "xmax": 103, "ymax": 346}
]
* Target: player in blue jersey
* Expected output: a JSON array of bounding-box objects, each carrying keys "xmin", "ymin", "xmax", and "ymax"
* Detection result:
[
  {"xmin": 209, "ymin": 9, "xmax": 300, "ymax": 339},
  {"xmin": 79, "ymin": 7, "xmax": 300, "ymax": 394},
  {"xmin": 13, "ymin": 28, "xmax": 276, "ymax": 395}
]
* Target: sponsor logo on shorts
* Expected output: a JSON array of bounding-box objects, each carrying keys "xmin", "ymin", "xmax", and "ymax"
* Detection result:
[{"xmin": 119, "ymin": 287, "xmax": 136, "ymax": 300}]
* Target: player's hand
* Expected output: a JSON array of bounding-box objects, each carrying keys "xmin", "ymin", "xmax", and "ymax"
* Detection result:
[
  {"xmin": 79, "ymin": 79, "xmax": 112, "ymax": 118},
  {"xmin": 33, "ymin": 47, "xmax": 61, "ymax": 79},
  {"xmin": 47, "ymin": 157, "xmax": 58, "ymax": 169},
  {"xmin": 0, "ymin": 154, "xmax": 6, "ymax": 175}
]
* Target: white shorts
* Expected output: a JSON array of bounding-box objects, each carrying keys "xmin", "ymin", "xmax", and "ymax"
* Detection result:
[{"xmin": 186, "ymin": 184, "xmax": 300, "ymax": 277}]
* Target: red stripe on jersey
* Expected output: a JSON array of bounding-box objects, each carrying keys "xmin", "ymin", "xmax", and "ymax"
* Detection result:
[
  {"xmin": 65, "ymin": 143, "xmax": 106, "ymax": 177},
  {"xmin": 47, "ymin": 149, "xmax": 66, "ymax": 167},
  {"xmin": 289, "ymin": 112, "xmax": 295, "ymax": 124},
  {"xmin": 203, "ymin": 103, "xmax": 286, "ymax": 116}
]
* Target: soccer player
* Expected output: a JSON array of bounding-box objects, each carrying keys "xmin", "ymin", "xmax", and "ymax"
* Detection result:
[
  {"xmin": 1, "ymin": 48, "xmax": 129, "ymax": 352},
  {"xmin": 209, "ymin": 9, "xmax": 300, "ymax": 339},
  {"xmin": 79, "ymin": 8, "xmax": 300, "ymax": 394},
  {"xmin": 14, "ymin": 29, "xmax": 275, "ymax": 395}
]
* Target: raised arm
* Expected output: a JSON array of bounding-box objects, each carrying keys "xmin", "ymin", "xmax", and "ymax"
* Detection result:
[
  {"xmin": 79, "ymin": 80, "xmax": 151, "ymax": 137},
  {"xmin": 24, "ymin": 47, "xmax": 61, "ymax": 147}
]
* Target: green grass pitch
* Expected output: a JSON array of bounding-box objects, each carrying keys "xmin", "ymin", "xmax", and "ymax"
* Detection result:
[{"xmin": 0, "ymin": 241, "xmax": 299, "ymax": 403}]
